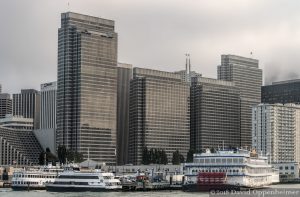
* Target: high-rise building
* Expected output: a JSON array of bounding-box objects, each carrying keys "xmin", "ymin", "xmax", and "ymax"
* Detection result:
[
  {"xmin": 12, "ymin": 89, "xmax": 40, "ymax": 129},
  {"xmin": 0, "ymin": 94, "xmax": 12, "ymax": 119},
  {"xmin": 252, "ymin": 103, "xmax": 300, "ymax": 163},
  {"xmin": 0, "ymin": 84, "xmax": 2, "ymax": 93},
  {"xmin": 218, "ymin": 54, "xmax": 262, "ymax": 148},
  {"xmin": 117, "ymin": 63, "xmax": 132, "ymax": 165},
  {"xmin": 128, "ymin": 68, "xmax": 190, "ymax": 165},
  {"xmin": 56, "ymin": 12, "xmax": 118, "ymax": 164},
  {"xmin": 40, "ymin": 82, "xmax": 57, "ymax": 129},
  {"xmin": 190, "ymin": 77, "xmax": 241, "ymax": 151},
  {"xmin": 262, "ymin": 79, "xmax": 300, "ymax": 104},
  {"xmin": 0, "ymin": 115, "xmax": 33, "ymax": 131}
]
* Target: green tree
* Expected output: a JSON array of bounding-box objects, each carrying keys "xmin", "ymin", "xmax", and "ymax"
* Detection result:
[
  {"xmin": 172, "ymin": 150, "xmax": 181, "ymax": 165},
  {"xmin": 74, "ymin": 152, "xmax": 84, "ymax": 163},
  {"xmin": 180, "ymin": 154, "xmax": 185, "ymax": 163},
  {"xmin": 38, "ymin": 152, "xmax": 46, "ymax": 165},
  {"xmin": 57, "ymin": 145, "xmax": 67, "ymax": 164},
  {"xmin": 186, "ymin": 149, "xmax": 195, "ymax": 162},
  {"xmin": 142, "ymin": 147, "xmax": 149, "ymax": 165},
  {"xmin": 161, "ymin": 149, "xmax": 168, "ymax": 164}
]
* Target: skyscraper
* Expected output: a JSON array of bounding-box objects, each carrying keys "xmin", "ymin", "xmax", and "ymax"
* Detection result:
[
  {"xmin": 56, "ymin": 12, "xmax": 118, "ymax": 164},
  {"xmin": 0, "ymin": 94, "xmax": 12, "ymax": 119},
  {"xmin": 0, "ymin": 84, "xmax": 2, "ymax": 93},
  {"xmin": 40, "ymin": 82, "xmax": 57, "ymax": 129},
  {"xmin": 190, "ymin": 77, "xmax": 240, "ymax": 151},
  {"xmin": 12, "ymin": 89, "xmax": 40, "ymax": 129},
  {"xmin": 218, "ymin": 55, "xmax": 262, "ymax": 148},
  {"xmin": 117, "ymin": 63, "xmax": 132, "ymax": 165},
  {"xmin": 262, "ymin": 79, "xmax": 300, "ymax": 104},
  {"xmin": 128, "ymin": 68, "xmax": 190, "ymax": 165}
]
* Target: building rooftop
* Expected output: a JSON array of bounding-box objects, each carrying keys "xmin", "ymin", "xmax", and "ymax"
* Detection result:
[{"xmin": 272, "ymin": 79, "xmax": 300, "ymax": 85}]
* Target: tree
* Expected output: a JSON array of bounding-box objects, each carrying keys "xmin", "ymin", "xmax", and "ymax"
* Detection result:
[
  {"xmin": 57, "ymin": 145, "xmax": 67, "ymax": 164},
  {"xmin": 142, "ymin": 147, "xmax": 149, "ymax": 165},
  {"xmin": 186, "ymin": 149, "xmax": 195, "ymax": 162},
  {"xmin": 38, "ymin": 152, "xmax": 46, "ymax": 165},
  {"xmin": 180, "ymin": 154, "xmax": 185, "ymax": 163},
  {"xmin": 74, "ymin": 152, "xmax": 84, "ymax": 163},
  {"xmin": 161, "ymin": 149, "xmax": 168, "ymax": 164},
  {"xmin": 172, "ymin": 150, "xmax": 181, "ymax": 165}
]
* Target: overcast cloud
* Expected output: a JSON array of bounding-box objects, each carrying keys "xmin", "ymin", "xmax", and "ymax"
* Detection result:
[{"xmin": 1, "ymin": 0, "xmax": 300, "ymax": 93}]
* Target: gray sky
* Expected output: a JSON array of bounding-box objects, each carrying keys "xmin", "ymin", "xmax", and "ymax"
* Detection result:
[{"xmin": 1, "ymin": 0, "xmax": 300, "ymax": 93}]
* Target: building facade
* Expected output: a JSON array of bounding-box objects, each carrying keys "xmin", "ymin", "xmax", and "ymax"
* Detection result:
[
  {"xmin": 12, "ymin": 89, "xmax": 40, "ymax": 129},
  {"xmin": 40, "ymin": 82, "xmax": 57, "ymax": 129},
  {"xmin": 262, "ymin": 79, "xmax": 300, "ymax": 104},
  {"xmin": 0, "ymin": 94, "xmax": 12, "ymax": 119},
  {"xmin": 218, "ymin": 54, "xmax": 262, "ymax": 148},
  {"xmin": 0, "ymin": 126, "xmax": 42, "ymax": 165},
  {"xmin": 128, "ymin": 68, "xmax": 190, "ymax": 165},
  {"xmin": 56, "ymin": 12, "xmax": 118, "ymax": 164},
  {"xmin": 252, "ymin": 103, "xmax": 300, "ymax": 163},
  {"xmin": 117, "ymin": 63, "xmax": 132, "ymax": 165},
  {"xmin": 190, "ymin": 77, "xmax": 241, "ymax": 151}
]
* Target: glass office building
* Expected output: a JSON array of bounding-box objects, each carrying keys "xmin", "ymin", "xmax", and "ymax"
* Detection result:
[
  {"xmin": 128, "ymin": 68, "xmax": 190, "ymax": 165},
  {"xmin": 56, "ymin": 12, "xmax": 118, "ymax": 164},
  {"xmin": 218, "ymin": 55, "xmax": 262, "ymax": 148}
]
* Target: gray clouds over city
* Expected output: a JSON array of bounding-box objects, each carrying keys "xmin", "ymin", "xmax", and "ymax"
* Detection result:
[{"xmin": 1, "ymin": 0, "xmax": 300, "ymax": 93}]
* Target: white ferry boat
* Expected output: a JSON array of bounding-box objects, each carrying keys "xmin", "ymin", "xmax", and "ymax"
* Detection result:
[
  {"xmin": 183, "ymin": 149, "xmax": 279, "ymax": 191},
  {"xmin": 46, "ymin": 169, "xmax": 122, "ymax": 192},
  {"xmin": 12, "ymin": 165, "xmax": 62, "ymax": 190}
]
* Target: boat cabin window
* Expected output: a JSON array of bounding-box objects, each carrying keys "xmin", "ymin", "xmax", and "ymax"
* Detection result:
[
  {"xmin": 222, "ymin": 158, "xmax": 226, "ymax": 163},
  {"xmin": 239, "ymin": 158, "xmax": 243, "ymax": 163},
  {"xmin": 199, "ymin": 159, "xmax": 204, "ymax": 163},
  {"xmin": 59, "ymin": 175, "xmax": 99, "ymax": 179},
  {"xmin": 216, "ymin": 159, "xmax": 221, "ymax": 163},
  {"xmin": 227, "ymin": 159, "xmax": 232, "ymax": 163},
  {"xmin": 233, "ymin": 158, "xmax": 238, "ymax": 163}
]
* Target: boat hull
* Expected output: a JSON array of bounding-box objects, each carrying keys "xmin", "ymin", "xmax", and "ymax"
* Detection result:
[
  {"xmin": 46, "ymin": 185, "xmax": 121, "ymax": 192},
  {"xmin": 182, "ymin": 183, "xmax": 252, "ymax": 192},
  {"xmin": 12, "ymin": 185, "xmax": 46, "ymax": 191}
]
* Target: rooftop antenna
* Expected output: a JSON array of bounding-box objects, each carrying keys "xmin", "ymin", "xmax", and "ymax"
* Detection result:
[
  {"xmin": 188, "ymin": 54, "xmax": 191, "ymax": 74},
  {"xmin": 185, "ymin": 53, "xmax": 189, "ymax": 74},
  {"xmin": 250, "ymin": 51, "xmax": 253, "ymax": 58}
]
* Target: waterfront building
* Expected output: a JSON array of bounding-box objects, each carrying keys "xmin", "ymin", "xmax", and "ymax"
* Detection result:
[
  {"xmin": 190, "ymin": 77, "xmax": 240, "ymax": 151},
  {"xmin": 252, "ymin": 103, "xmax": 300, "ymax": 163},
  {"xmin": 218, "ymin": 54, "xmax": 262, "ymax": 148},
  {"xmin": 0, "ymin": 115, "xmax": 33, "ymax": 130},
  {"xmin": 262, "ymin": 79, "xmax": 300, "ymax": 104},
  {"xmin": 40, "ymin": 82, "xmax": 56, "ymax": 129},
  {"xmin": 0, "ymin": 93, "xmax": 12, "ymax": 119},
  {"xmin": 56, "ymin": 12, "xmax": 118, "ymax": 164},
  {"xmin": 117, "ymin": 63, "xmax": 132, "ymax": 165},
  {"xmin": 33, "ymin": 82, "xmax": 57, "ymax": 153},
  {"xmin": 0, "ymin": 126, "xmax": 43, "ymax": 165},
  {"xmin": 128, "ymin": 68, "xmax": 190, "ymax": 165},
  {"xmin": 12, "ymin": 89, "xmax": 40, "ymax": 129}
]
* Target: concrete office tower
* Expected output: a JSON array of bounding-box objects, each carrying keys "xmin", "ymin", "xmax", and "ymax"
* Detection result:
[
  {"xmin": 12, "ymin": 89, "xmax": 40, "ymax": 129},
  {"xmin": 40, "ymin": 82, "xmax": 57, "ymax": 129},
  {"xmin": 128, "ymin": 68, "xmax": 190, "ymax": 165},
  {"xmin": 33, "ymin": 82, "xmax": 57, "ymax": 153},
  {"xmin": 190, "ymin": 77, "xmax": 240, "ymax": 151},
  {"xmin": 56, "ymin": 12, "xmax": 118, "ymax": 164},
  {"xmin": 117, "ymin": 63, "xmax": 132, "ymax": 165},
  {"xmin": 0, "ymin": 84, "xmax": 2, "ymax": 93},
  {"xmin": 0, "ymin": 115, "xmax": 33, "ymax": 130},
  {"xmin": 252, "ymin": 104, "xmax": 300, "ymax": 163},
  {"xmin": 218, "ymin": 55, "xmax": 262, "ymax": 148},
  {"xmin": 262, "ymin": 79, "xmax": 300, "ymax": 104},
  {"xmin": 0, "ymin": 94, "xmax": 12, "ymax": 119}
]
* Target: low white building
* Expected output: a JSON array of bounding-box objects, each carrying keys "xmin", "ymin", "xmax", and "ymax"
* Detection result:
[{"xmin": 0, "ymin": 114, "xmax": 33, "ymax": 130}]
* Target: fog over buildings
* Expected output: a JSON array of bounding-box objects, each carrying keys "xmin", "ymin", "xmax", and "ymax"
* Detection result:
[{"xmin": 1, "ymin": 0, "xmax": 300, "ymax": 93}]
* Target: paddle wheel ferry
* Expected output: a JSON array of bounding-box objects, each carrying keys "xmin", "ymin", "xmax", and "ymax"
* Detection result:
[{"xmin": 183, "ymin": 149, "xmax": 279, "ymax": 191}]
